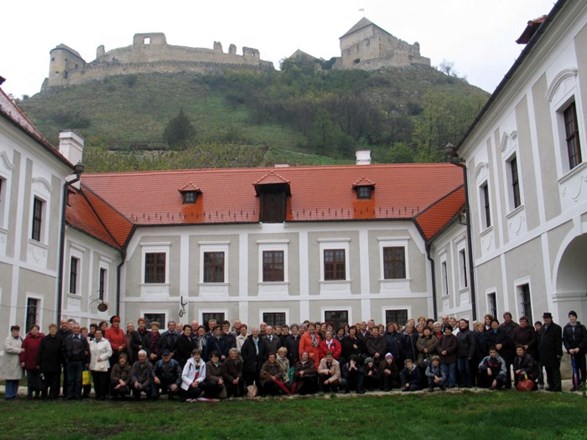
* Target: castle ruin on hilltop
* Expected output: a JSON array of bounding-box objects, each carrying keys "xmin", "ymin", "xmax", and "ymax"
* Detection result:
[{"xmin": 43, "ymin": 33, "xmax": 274, "ymax": 90}]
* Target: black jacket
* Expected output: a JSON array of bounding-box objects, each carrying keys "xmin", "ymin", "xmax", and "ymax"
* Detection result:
[
  {"xmin": 37, "ymin": 334, "xmax": 63, "ymax": 372},
  {"xmin": 456, "ymin": 329, "xmax": 476, "ymax": 359},
  {"xmin": 563, "ymin": 322, "xmax": 587, "ymax": 354},
  {"xmin": 62, "ymin": 334, "xmax": 90, "ymax": 363},
  {"xmin": 539, "ymin": 322, "xmax": 563, "ymax": 367},
  {"xmin": 241, "ymin": 335, "xmax": 266, "ymax": 373}
]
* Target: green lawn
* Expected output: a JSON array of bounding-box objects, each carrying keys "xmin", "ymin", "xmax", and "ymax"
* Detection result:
[{"xmin": 0, "ymin": 391, "xmax": 586, "ymax": 439}]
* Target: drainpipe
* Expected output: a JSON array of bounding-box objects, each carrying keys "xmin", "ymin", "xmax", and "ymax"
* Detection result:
[
  {"xmin": 56, "ymin": 163, "xmax": 85, "ymax": 322},
  {"xmin": 446, "ymin": 144, "xmax": 477, "ymax": 321},
  {"xmin": 116, "ymin": 250, "xmax": 126, "ymax": 317},
  {"xmin": 426, "ymin": 243, "xmax": 438, "ymax": 321}
]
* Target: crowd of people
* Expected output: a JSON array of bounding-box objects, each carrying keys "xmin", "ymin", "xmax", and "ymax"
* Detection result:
[{"xmin": 1, "ymin": 310, "xmax": 586, "ymax": 401}]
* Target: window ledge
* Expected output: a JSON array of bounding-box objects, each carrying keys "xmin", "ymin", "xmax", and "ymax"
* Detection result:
[
  {"xmin": 199, "ymin": 282, "xmax": 229, "ymax": 287},
  {"xmin": 320, "ymin": 280, "xmax": 351, "ymax": 284},
  {"xmin": 558, "ymin": 161, "xmax": 587, "ymax": 185},
  {"xmin": 380, "ymin": 278, "xmax": 411, "ymax": 282},
  {"xmin": 140, "ymin": 283, "xmax": 169, "ymax": 287},
  {"xmin": 28, "ymin": 238, "xmax": 48, "ymax": 249},
  {"xmin": 258, "ymin": 281, "xmax": 289, "ymax": 286},
  {"xmin": 479, "ymin": 225, "xmax": 494, "ymax": 237},
  {"xmin": 505, "ymin": 204, "xmax": 524, "ymax": 219}
]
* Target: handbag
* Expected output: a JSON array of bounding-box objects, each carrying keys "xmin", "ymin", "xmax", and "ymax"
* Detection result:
[
  {"xmin": 246, "ymin": 384, "xmax": 258, "ymax": 398},
  {"xmin": 515, "ymin": 374, "xmax": 535, "ymax": 392},
  {"xmin": 82, "ymin": 370, "xmax": 92, "ymax": 386}
]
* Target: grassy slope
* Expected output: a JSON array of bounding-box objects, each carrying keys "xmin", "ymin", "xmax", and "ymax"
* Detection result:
[{"xmin": 0, "ymin": 392, "xmax": 586, "ymax": 439}]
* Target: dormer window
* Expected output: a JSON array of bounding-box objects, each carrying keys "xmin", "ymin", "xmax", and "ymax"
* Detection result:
[
  {"xmin": 253, "ymin": 172, "xmax": 291, "ymax": 223},
  {"xmin": 352, "ymin": 178, "xmax": 375, "ymax": 200},
  {"xmin": 356, "ymin": 186, "xmax": 372, "ymax": 199},
  {"xmin": 178, "ymin": 183, "xmax": 201, "ymax": 204}
]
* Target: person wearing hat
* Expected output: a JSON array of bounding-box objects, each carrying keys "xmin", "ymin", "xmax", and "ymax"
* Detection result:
[
  {"xmin": 379, "ymin": 352, "xmax": 400, "ymax": 391},
  {"xmin": 425, "ymin": 355, "xmax": 446, "ymax": 391},
  {"xmin": 538, "ymin": 312, "xmax": 562, "ymax": 392},
  {"xmin": 363, "ymin": 356, "xmax": 380, "ymax": 391},
  {"xmin": 153, "ymin": 348, "xmax": 182, "ymax": 400},
  {"xmin": 563, "ymin": 310, "xmax": 587, "ymax": 391},
  {"xmin": 104, "ymin": 315, "xmax": 126, "ymax": 369}
]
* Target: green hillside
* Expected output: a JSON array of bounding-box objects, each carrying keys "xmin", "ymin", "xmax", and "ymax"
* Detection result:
[{"xmin": 18, "ymin": 63, "xmax": 489, "ymax": 171}]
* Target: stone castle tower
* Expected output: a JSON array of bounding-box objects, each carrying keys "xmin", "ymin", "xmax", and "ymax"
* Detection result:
[
  {"xmin": 43, "ymin": 33, "xmax": 274, "ymax": 90},
  {"xmin": 336, "ymin": 18, "xmax": 430, "ymax": 70}
]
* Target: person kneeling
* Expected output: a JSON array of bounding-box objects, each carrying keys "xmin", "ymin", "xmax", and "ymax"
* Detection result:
[
  {"xmin": 130, "ymin": 350, "xmax": 155, "ymax": 400},
  {"xmin": 110, "ymin": 354, "xmax": 131, "ymax": 400},
  {"xmin": 400, "ymin": 359, "xmax": 421, "ymax": 391},
  {"xmin": 425, "ymin": 355, "xmax": 446, "ymax": 391},
  {"xmin": 478, "ymin": 347, "xmax": 507, "ymax": 390},
  {"xmin": 318, "ymin": 351, "xmax": 341, "ymax": 393},
  {"xmin": 203, "ymin": 352, "xmax": 227, "ymax": 399},
  {"xmin": 153, "ymin": 349, "xmax": 182, "ymax": 400}
]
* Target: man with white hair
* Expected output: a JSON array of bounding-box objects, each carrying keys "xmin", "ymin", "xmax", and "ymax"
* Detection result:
[{"xmin": 130, "ymin": 349, "xmax": 154, "ymax": 400}]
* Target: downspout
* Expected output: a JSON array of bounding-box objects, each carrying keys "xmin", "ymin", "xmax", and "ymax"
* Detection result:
[
  {"xmin": 56, "ymin": 164, "xmax": 84, "ymax": 322},
  {"xmin": 116, "ymin": 250, "xmax": 126, "ymax": 316},
  {"xmin": 446, "ymin": 144, "xmax": 477, "ymax": 321},
  {"xmin": 426, "ymin": 243, "xmax": 438, "ymax": 321}
]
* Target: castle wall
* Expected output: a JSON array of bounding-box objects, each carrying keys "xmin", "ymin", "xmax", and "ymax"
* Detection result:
[{"xmin": 45, "ymin": 33, "xmax": 273, "ymax": 89}]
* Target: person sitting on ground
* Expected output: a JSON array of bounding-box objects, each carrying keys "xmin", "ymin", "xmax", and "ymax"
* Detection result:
[
  {"xmin": 260, "ymin": 352, "xmax": 289, "ymax": 396},
  {"xmin": 342, "ymin": 354, "xmax": 364, "ymax": 394},
  {"xmin": 400, "ymin": 358, "xmax": 421, "ymax": 392},
  {"xmin": 221, "ymin": 347, "xmax": 244, "ymax": 397},
  {"xmin": 110, "ymin": 353, "xmax": 132, "ymax": 400},
  {"xmin": 317, "ymin": 350, "xmax": 341, "ymax": 393},
  {"xmin": 130, "ymin": 349, "xmax": 154, "ymax": 400},
  {"xmin": 478, "ymin": 346, "xmax": 507, "ymax": 390},
  {"xmin": 276, "ymin": 346, "xmax": 291, "ymax": 386},
  {"xmin": 425, "ymin": 355, "xmax": 446, "ymax": 391},
  {"xmin": 293, "ymin": 351, "xmax": 318, "ymax": 395},
  {"xmin": 362, "ymin": 357, "xmax": 380, "ymax": 391},
  {"xmin": 153, "ymin": 349, "xmax": 182, "ymax": 400},
  {"xmin": 379, "ymin": 353, "xmax": 400, "ymax": 391},
  {"xmin": 181, "ymin": 349, "xmax": 206, "ymax": 402},
  {"xmin": 204, "ymin": 351, "xmax": 227, "ymax": 399},
  {"xmin": 513, "ymin": 345, "xmax": 538, "ymax": 388}
]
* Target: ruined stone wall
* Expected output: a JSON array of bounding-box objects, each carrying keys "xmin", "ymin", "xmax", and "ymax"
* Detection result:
[{"xmin": 44, "ymin": 33, "xmax": 274, "ymax": 89}]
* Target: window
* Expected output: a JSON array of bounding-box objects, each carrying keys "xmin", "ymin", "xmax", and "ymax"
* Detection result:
[
  {"xmin": 487, "ymin": 292, "xmax": 497, "ymax": 319},
  {"xmin": 518, "ymin": 283, "xmax": 532, "ymax": 323},
  {"xmin": 143, "ymin": 37, "xmax": 151, "ymax": 45},
  {"xmin": 263, "ymin": 250, "xmax": 284, "ymax": 282},
  {"xmin": 259, "ymin": 189, "xmax": 287, "ymax": 223},
  {"xmin": 324, "ymin": 310, "xmax": 349, "ymax": 330},
  {"xmin": 202, "ymin": 312, "xmax": 225, "ymax": 328},
  {"xmin": 182, "ymin": 191, "xmax": 197, "ymax": 204},
  {"xmin": 324, "ymin": 249, "xmax": 346, "ymax": 280},
  {"xmin": 203, "ymin": 252, "xmax": 225, "ymax": 283},
  {"xmin": 144, "ymin": 313, "xmax": 166, "ymax": 329},
  {"xmin": 99, "ymin": 268, "xmax": 107, "ymax": 300},
  {"xmin": 356, "ymin": 186, "xmax": 372, "ymax": 199},
  {"xmin": 441, "ymin": 260, "xmax": 448, "ymax": 296},
  {"xmin": 69, "ymin": 257, "xmax": 79, "ymax": 294},
  {"xmin": 508, "ymin": 155, "xmax": 521, "ymax": 209},
  {"xmin": 564, "ymin": 102, "xmax": 582, "ymax": 170},
  {"xmin": 385, "ymin": 309, "xmax": 408, "ymax": 326},
  {"xmin": 144, "ymin": 252, "xmax": 166, "ymax": 283},
  {"xmin": 480, "ymin": 182, "xmax": 491, "ymax": 229},
  {"xmin": 263, "ymin": 312, "xmax": 286, "ymax": 327},
  {"xmin": 0, "ymin": 177, "xmax": 4, "ymax": 222},
  {"xmin": 383, "ymin": 246, "xmax": 406, "ymax": 279},
  {"xmin": 31, "ymin": 197, "xmax": 44, "ymax": 241},
  {"xmin": 458, "ymin": 249, "xmax": 468, "ymax": 289},
  {"xmin": 25, "ymin": 298, "xmax": 40, "ymax": 332}
]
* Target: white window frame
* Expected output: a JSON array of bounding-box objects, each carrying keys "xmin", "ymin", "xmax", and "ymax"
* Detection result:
[
  {"xmin": 98, "ymin": 258, "xmax": 111, "ymax": 302},
  {"xmin": 505, "ymin": 151, "xmax": 523, "ymax": 213},
  {"xmin": 30, "ymin": 177, "xmax": 52, "ymax": 245},
  {"xmin": 514, "ymin": 277, "xmax": 534, "ymax": 322},
  {"xmin": 318, "ymin": 238, "xmax": 350, "ymax": 282},
  {"xmin": 478, "ymin": 181, "xmax": 491, "ymax": 230},
  {"xmin": 199, "ymin": 308, "xmax": 229, "ymax": 326},
  {"xmin": 0, "ymin": 150, "xmax": 13, "ymax": 230},
  {"xmin": 440, "ymin": 255, "xmax": 449, "ymax": 298},
  {"xmin": 199, "ymin": 241, "xmax": 230, "ymax": 284},
  {"xmin": 24, "ymin": 294, "xmax": 43, "ymax": 332},
  {"xmin": 257, "ymin": 240, "xmax": 289, "ymax": 284},
  {"xmin": 68, "ymin": 245, "xmax": 84, "ymax": 296},
  {"xmin": 321, "ymin": 306, "xmax": 352, "ymax": 328},
  {"xmin": 546, "ymin": 69, "xmax": 585, "ymax": 177},
  {"xmin": 378, "ymin": 237, "xmax": 409, "ymax": 280},
  {"xmin": 382, "ymin": 307, "xmax": 411, "ymax": 326},
  {"xmin": 259, "ymin": 309, "xmax": 289, "ymax": 327},
  {"xmin": 486, "ymin": 290, "xmax": 498, "ymax": 319},
  {"xmin": 141, "ymin": 310, "xmax": 168, "ymax": 329},
  {"xmin": 141, "ymin": 243, "xmax": 170, "ymax": 285},
  {"xmin": 457, "ymin": 244, "xmax": 468, "ymax": 291}
]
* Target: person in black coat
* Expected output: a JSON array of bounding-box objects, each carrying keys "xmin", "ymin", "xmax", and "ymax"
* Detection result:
[
  {"xmin": 456, "ymin": 319, "xmax": 476, "ymax": 388},
  {"xmin": 62, "ymin": 323, "xmax": 90, "ymax": 400},
  {"xmin": 175, "ymin": 325, "xmax": 196, "ymax": 368},
  {"xmin": 563, "ymin": 310, "xmax": 587, "ymax": 390},
  {"xmin": 37, "ymin": 323, "xmax": 63, "ymax": 399},
  {"xmin": 240, "ymin": 328, "xmax": 266, "ymax": 388},
  {"xmin": 539, "ymin": 312, "xmax": 563, "ymax": 392},
  {"xmin": 206, "ymin": 326, "xmax": 228, "ymax": 361},
  {"xmin": 284, "ymin": 325, "xmax": 301, "ymax": 366}
]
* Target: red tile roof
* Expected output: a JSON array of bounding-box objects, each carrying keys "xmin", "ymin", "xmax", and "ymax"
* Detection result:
[{"xmin": 74, "ymin": 163, "xmax": 464, "ymax": 247}]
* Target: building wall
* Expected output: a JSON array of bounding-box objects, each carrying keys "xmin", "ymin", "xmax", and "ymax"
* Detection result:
[{"xmin": 119, "ymin": 220, "xmax": 433, "ymax": 327}]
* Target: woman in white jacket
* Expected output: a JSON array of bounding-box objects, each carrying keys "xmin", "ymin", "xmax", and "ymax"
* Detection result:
[
  {"xmin": 89, "ymin": 330, "xmax": 113, "ymax": 400},
  {"xmin": 0, "ymin": 325, "xmax": 24, "ymax": 400},
  {"xmin": 181, "ymin": 349, "xmax": 206, "ymax": 401}
]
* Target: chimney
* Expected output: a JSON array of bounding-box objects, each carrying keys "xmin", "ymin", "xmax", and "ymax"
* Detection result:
[
  {"xmin": 355, "ymin": 150, "xmax": 371, "ymax": 165},
  {"xmin": 59, "ymin": 131, "xmax": 84, "ymax": 166}
]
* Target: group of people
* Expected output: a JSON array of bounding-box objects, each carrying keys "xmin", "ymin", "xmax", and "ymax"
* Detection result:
[{"xmin": 1, "ymin": 309, "xmax": 585, "ymax": 401}]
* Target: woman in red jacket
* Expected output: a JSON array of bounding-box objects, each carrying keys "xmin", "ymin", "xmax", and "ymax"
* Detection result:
[
  {"xmin": 20, "ymin": 324, "xmax": 44, "ymax": 399},
  {"xmin": 104, "ymin": 315, "xmax": 126, "ymax": 368},
  {"xmin": 299, "ymin": 323, "xmax": 322, "ymax": 368},
  {"xmin": 319, "ymin": 330, "xmax": 342, "ymax": 361}
]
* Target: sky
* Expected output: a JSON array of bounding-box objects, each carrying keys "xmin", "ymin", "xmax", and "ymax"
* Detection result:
[{"xmin": 1, "ymin": 0, "xmax": 556, "ymax": 99}]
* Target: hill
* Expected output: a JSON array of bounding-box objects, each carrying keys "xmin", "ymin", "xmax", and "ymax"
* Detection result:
[{"xmin": 18, "ymin": 62, "xmax": 488, "ymax": 171}]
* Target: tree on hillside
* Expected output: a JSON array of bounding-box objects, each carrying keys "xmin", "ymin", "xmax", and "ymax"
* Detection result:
[{"xmin": 162, "ymin": 109, "xmax": 196, "ymax": 149}]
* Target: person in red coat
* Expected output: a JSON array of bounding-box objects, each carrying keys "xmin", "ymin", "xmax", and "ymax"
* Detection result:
[
  {"xmin": 20, "ymin": 324, "xmax": 45, "ymax": 399},
  {"xmin": 104, "ymin": 315, "xmax": 126, "ymax": 368},
  {"xmin": 299, "ymin": 323, "xmax": 322, "ymax": 368},
  {"xmin": 319, "ymin": 330, "xmax": 342, "ymax": 361}
]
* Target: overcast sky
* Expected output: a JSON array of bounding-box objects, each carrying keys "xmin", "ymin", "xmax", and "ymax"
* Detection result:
[{"xmin": 1, "ymin": 0, "xmax": 555, "ymax": 98}]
